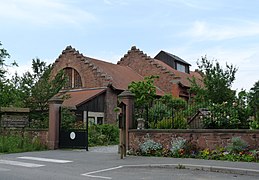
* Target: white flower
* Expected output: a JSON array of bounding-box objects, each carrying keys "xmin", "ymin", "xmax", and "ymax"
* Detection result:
[{"xmin": 223, "ymin": 151, "xmax": 229, "ymax": 155}]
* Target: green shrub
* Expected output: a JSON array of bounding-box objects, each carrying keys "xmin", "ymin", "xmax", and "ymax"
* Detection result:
[
  {"xmin": 0, "ymin": 134, "xmax": 46, "ymax": 153},
  {"xmin": 155, "ymin": 114, "xmax": 188, "ymax": 129},
  {"xmin": 60, "ymin": 108, "xmax": 76, "ymax": 130},
  {"xmin": 226, "ymin": 137, "xmax": 248, "ymax": 154},
  {"xmin": 139, "ymin": 139, "xmax": 162, "ymax": 154},
  {"xmin": 88, "ymin": 124, "xmax": 119, "ymax": 147},
  {"xmin": 156, "ymin": 118, "xmax": 172, "ymax": 129},
  {"xmin": 170, "ymin": 137, "xmax": 187, "ymax": 157},
  {"xmin": 249, "ymin": 119, "xmax": 259, "ymax": 129}
]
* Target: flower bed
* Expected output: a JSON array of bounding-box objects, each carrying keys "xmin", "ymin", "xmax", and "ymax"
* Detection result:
[{"xmin": 129, "ymin": 136, "xmax": 259, "ymax": 163}]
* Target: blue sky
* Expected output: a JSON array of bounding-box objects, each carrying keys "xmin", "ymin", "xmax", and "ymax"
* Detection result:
[{"xmin": 1, "ymin": 0, "xmax": 259, "ymax": 91}]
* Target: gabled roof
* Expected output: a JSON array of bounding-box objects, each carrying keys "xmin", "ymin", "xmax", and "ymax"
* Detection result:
[
  {"xmin": 57, "ymin": 46, "xmax": 165, "ymax": 96},
  {"xmin": 154, "ymin": 59, "xmax": 203, "ymax": 87},
  {"xmin": 86, "ymin": 57, "xmax": 144, "ymax": 90},
  {"xmin": 155, "ymin": 50, "xmax": 191, "ymax": 66},
  {"xmin": 118, "ymin": 46, "xmax": 203, "ymax": 88},
  {"xmin": 60, "ymin": 88, "xmax": 106, "ymax": 109}
]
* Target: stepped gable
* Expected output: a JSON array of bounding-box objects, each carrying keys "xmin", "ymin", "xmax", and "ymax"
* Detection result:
[
  {"xmin": 118, "ymin": 46, "xmax": 202, "ymax": 88},
  {"xmin": 118, "ymin": 46, "xmax": 181, "ymax": 79},
  {"xmin": 55, "ymin": 45, "xmax": 145, "ymax": 91},
  {"xmin": 55, "ymin": 46, "xmax": 114, "ymax": 86}
]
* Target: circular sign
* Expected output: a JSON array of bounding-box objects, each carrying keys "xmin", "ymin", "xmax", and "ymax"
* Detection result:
[{"xmin": 70, "ymin": 132, "xmax": 76, "ymax": 140}]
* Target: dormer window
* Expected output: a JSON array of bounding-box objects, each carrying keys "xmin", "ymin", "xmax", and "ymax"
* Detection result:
[
  {"xmin": 154, "ymin": 50, "xmax": 191, "ymax": 74},
  {"xmin": 176, "ymin": 63, "xmax": 186, "ymax": 73},
  {"xmin": 63, "ymin": 67, "xmax": 82, "ymax": 89}
]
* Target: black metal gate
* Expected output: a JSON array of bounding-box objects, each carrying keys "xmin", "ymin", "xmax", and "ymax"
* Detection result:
[{"xmin": 59, "ymin": 108, "xmax": 88, "ymax": 150}]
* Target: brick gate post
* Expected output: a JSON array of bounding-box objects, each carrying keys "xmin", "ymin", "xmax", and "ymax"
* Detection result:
[
  {"xmin": 118, "ymin": 90, "xmax": 135, "ymax": 151},
  {"xmin": 48, "ymin": 97, "xmax": 63, "ymax": 150}
]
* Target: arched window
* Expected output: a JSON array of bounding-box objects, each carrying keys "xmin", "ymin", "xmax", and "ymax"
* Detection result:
[{"xmin": 63, "ymin": 67, "xmax": 82, "ymax": 89}]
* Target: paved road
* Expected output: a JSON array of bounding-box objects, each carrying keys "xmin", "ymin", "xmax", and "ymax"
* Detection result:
[{"xmin": 0, "ymin": 146, "xmax": 259, "ymax": 180}]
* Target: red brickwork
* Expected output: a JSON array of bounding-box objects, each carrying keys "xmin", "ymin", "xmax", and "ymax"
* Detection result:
[
  {"xmin": 104, "ymin": 86, "xmax": 118, "ymax": 124},
  {"xmin": 51, "ymin": 46, "xmax": 112, "ymax": 89},
  {"xmin": 118, "ymin": 46, "xmax": 177, "ymax": 94},
  {"xmin": 129, "ymin": 129, "xmax": 259, "ymax": 152},
  {"xmin": 51, "ymin": 46, "xmax": 118, "ymax": 124}
]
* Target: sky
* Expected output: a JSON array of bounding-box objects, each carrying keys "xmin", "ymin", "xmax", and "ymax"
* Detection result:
[{"xmin": 1, "ymin": 0, "xmax": 259, "ymax": 91}]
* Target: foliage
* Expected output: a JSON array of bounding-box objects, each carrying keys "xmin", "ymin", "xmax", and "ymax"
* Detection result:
[
  {"xmin": 249, "ymin": 119, "xmax": 259, "ymax": 129},
  {"xmin": 0, "ymin": 42, "xmax": 19, "ymax": 107},
  {"xmin": 226, "ymin": 137, "xmax": 248, "ymax": 154},
  {"xmin": 148, "ymin": 101, "xmax": 171, "ymax": 126},
  {"xmin": 128, "ymin": 75, "xmax": 158, "ymax": 109},
  {"xmin": 88, "ymin": 124, "xmax": 119, "ymax": 147},
  {"xmin": 190, "ymin": 56, "xmax": 237, "ymax": 104},
  {"xmin": 160, "ymin": 94, "xmax": 187, "ymax": 111},
  {"xmin": 156, "ymin": 114, "xmax": 188, "ymax": 129},
  {"xmin": 0, "ymin": 41, "xmax": 11, "ymax": 80},
  {"xmin": 20, "ymin": 58, "xmax": 66, "ymax": 111},
  {"xmin": 0, "ymin": 134, "xmax": 47, "ymax": 153},
  {"xmin": 139, "ymin": 139, "xmax": 162, "ymax": 154},
  {"xmin": 60, "ymin": 108, "xmax": 77, "ymax": 130},
  {"xmin": 146, "ymin": 95, "xmax": 188, "ymax": 129},
  {"xmin": 248, "ymin": 80, "xmax": 259, "ymax": 119},
  {"xmin": 134, "ymin": 136, "xmax": 258, "ymax": 163},
  {"xmin": 202, "ymin": 102, "xmax": 241, "ymax": 129},
  {"xmin": 170, "ymin": 137, "xmax": 187, "ymax": 157},
  {"xmin": 156, "ymin": 117, "xmax": 172, "ymax": 129}
]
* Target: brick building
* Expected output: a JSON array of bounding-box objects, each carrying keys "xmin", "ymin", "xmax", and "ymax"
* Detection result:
[{"xmin": 50, "ymin": 46, "xmax": 202, "ymax": 124}]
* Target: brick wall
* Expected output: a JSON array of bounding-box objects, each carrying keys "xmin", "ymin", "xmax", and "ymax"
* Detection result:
[
  {"xmin": 1, "ymin": 129, "xmax": 49, "ymax": 147},
  {"xmin": 104, "ymin": 86, "xmax": 119, "ymax": 124},
  {"xmin": 129, "ymin": 129, "xmax": 259, "ymax": 152}
]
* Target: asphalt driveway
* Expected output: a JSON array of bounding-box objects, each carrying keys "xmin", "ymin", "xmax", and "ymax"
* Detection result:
[{"xmin": 0, "ymin": 146, "xmax": 259, "ymax": 180}]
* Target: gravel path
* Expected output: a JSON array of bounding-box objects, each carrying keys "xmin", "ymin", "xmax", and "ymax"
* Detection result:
[{"xmin": 88, "ymin": 145, "xmax": 118, "ymax": 153}]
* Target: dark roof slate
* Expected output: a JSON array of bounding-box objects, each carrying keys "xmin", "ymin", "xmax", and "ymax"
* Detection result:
[{"xmin": 156, "ymin": 50, "xmax": 191, "ymax": 66}]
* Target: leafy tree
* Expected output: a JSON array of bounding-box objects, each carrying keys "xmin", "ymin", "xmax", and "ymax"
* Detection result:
[
  {"xmin": 249, "ymin": 80, "xmax": 259, "ymax": 119},
  {"xmin": 128, "ymin": 75, "xmax": 159, "ymax": 108},
  {"xmin": 16, "ymin": 58, "xmax": 67, "ymax": 128},
  {"xmin": 160, "ymin": 94, "xmax": 187, "ymax": 111},
  {"xmin": 190, "ymin": 56, "xmax": 237, "ymax": 104},
  {"xmin": 0, "ymin": 42, "xmax": 18, "ymax": 107},
  {"xmin": 20, "ymin": 58, "xmax": 66, "ymax": 111},
  {"xmin": 3, "ymin": 58, "xmax": 66, "ymax": 127},
  {"xmin": 0, "ymin": 42, "xmax": 11, "ymax": 80}
]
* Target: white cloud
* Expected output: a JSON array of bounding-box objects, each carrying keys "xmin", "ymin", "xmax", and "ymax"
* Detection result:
[
  {"xmin": 184, "ymin": 20, "xmax": 259, "ymax": 41},
  {"xmin": 0, "ymin": 0, "xmax": 97, "ymax": 26}
]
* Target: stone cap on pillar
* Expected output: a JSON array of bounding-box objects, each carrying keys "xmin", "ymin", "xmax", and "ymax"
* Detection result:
[
  {"xmin": 48, "ymin": 96, "xmax": 64, "ymax": 104},
  {"xmin": 118, "ymin": 90, "xmax": 135, "ymax": 99}
]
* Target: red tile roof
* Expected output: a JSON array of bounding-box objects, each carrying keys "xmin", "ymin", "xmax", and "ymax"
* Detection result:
[
  {"xmin": 88, "ymin": 58, "xmax": 143, "ymax": 90},
  {"xmin": 154, "ymin": 59, "xmax": 203, "ymax": 87},
  {"xmin": 61, "ymin": 88, "xmax": 106, "ymax": 108},
  {"xmin": 86, "ymin": 57, "xmax": 165, "ymax": 96}
]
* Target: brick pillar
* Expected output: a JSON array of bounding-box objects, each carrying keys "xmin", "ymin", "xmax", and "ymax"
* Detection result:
[
  {"xmin": 171, "ymin": 78, "xmax": 181, "ymax": 97},
  {"xmin": 118, "ymin": 90, "xmax": 135, "ymax": 151},
  {"xmin": 48, "ymin": 97, "xmax": 63, "ymax": 150}
]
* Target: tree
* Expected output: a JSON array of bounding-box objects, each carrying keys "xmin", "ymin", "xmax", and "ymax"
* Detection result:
[
  {"xmin": 128, "ymin": 75, "xmax": 159, "ymax": 108},
  {"xmin": 0, "ymin": 42, "xmax": 18, "ymax": 107},
  {"xmin": 12, "ymin": 58, "xmax": 67, "ymax": 128},
  {"xmin": 20, "ymin": 58, "xmax": 66, "ymax": 111},
  {"xmin": 0, "ymin": 42, "xmax": 10, "ymax": 80},
  {"xmin": 249, "ymin": 80, "xmax": 259, "ymax": 119},
  {"xmin": 190, "ymin": 56, "xmax": 238, "ymax": 104}
]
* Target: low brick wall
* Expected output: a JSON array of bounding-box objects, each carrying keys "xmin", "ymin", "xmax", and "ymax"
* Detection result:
[
  {"xmin": 0, "ymin": 129, "xmax": 49, "ymax": 147},
  {"xmin": 129, "ymin": 129, "xmax": 259, "ymax": 151}
]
